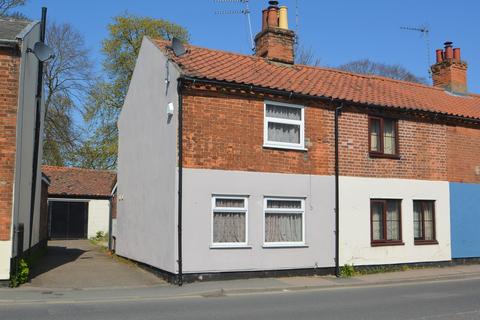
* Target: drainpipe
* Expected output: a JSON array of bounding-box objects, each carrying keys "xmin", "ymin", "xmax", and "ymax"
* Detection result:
[
  {"xmin": 28, "ymin": 7, "xmax": 47, "ymax": 252},
  {"xmin": 334, "ymin": 103, "xmax": 343, "ymax": 278},
  {"xmin": 108, "ymin": 196, "xmax": 113, "ymax": 251},
  {"xmin": 177, "ymin": 78, "xmax": 184, "ymax": 286}
]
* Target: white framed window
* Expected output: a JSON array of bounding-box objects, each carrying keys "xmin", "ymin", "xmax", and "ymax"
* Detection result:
[
  {"xmin": 263, "ymin": 197, "xmax": 305, "ymax": 247},
  {"xmin": 211, "ymin": 196, "xmax": 248, "ymax": 248},
  {"xmin": 264, "ymin": 100, "xmax": 305, "ymax": 150}
]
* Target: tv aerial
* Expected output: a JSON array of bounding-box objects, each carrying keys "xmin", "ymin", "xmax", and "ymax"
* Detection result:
[
  {"xmin": 214, "ymin": 0, "xmax": 254, "ymax": 52},
  {"xmin": 401, "ymin": 24, "xmax": 432, "ymax": 78}
]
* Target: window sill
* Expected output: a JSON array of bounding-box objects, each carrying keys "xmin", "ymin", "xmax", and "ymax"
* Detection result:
[
  {"xmin": 263, "ymin": 243, "xmax": 308, "ymax": 248},
  {"xmin": 263, "ymin": 144, "xmax": 308, "ymax": 152},
  {"xmin": 369, "ymin": 152, "xmax": 400, "ymax": 160},
  {"xmin": 210, "ymin": 244, "xmax": 252, "ymax": 249},
  {"xmin": 414, "ymin": 240, "xmax": 439, "ymax": 246},
  {"xmin": 371, "ymin": 241, "xmax": 405, "ymax": 247}
]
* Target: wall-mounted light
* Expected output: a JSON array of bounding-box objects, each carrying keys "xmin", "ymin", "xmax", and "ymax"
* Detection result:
[{"xmin": 166, "ymin": 102, "xmax": 174, "ymax": 116}]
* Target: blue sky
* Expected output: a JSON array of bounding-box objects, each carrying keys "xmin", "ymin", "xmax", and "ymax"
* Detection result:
[{"xmin": 20, "ymin": 0, "xmax": 479, "ymax": 93}]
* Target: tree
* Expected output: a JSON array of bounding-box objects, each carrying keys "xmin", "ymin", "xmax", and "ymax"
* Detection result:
[
  {"xmin": 0, "ymin": 0, "xmax": 28, "ymax": 19},
  {"xmin": 337, "ymin": 59, "xmax": 427, "ymax": 84},
  {"xmin": 43, "ymin": 22, "xmax": 94, "ymax": 166},
  {"xmin": 82, "ymin": 13, "xmax": 190, "ymax": 169},
  {"xmin": 295, "ymin": 44, "xmax": 321, "ymax": 66}
]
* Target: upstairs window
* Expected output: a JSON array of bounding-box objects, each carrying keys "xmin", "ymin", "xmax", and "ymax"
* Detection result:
[
  {"xmin": 413, "ymin": 200, "xmax": 437, "ymax": 245},
  {"xmin": 264, "ymin": 101, "xmax": 305, "ymax": 150},
  {"xmin": 369, "ymin": 117, "xmax": 398, "ymax": 157}
]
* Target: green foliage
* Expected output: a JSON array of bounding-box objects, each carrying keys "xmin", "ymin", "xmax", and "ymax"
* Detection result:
[
  {"xmin": 340, "ymin": 264, "xmax": 357, "ymax": 278},
  {"xmin": 94, "ymin": 231, "xmax": 108, "ymax": 242},
  {"xmin": 10, "ymin": 258, "xmax": 29, "ymax": 287},
  {"xmin": 82, "ymin": 13, "xmax": 189, "ymax": 169}
]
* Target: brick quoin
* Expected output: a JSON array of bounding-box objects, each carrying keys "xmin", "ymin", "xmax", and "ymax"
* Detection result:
[
  {"xmin": 180, "ymin": 86, "xmax": 474, "ymax": 182},
  {"xmin": 0, "ymin": 48, "xmax": 20, "ymax": 241}
]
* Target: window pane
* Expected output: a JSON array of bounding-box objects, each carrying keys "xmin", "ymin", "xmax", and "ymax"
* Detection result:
[
  {"xmin": 213, "ymin": 212, "xmax": 246, "ymax": 243},
  {"xmin": 370, "ymin": 119, "xmax": 381, "ymax": 152},
  {"xmin": 413, "ymin": 201, "xmax": 423, "ymax": 240},
  {"xmin": 423, "ymin": 202, "xmax": 435, "ymax": 240},
  {"xmin": 267, "ymin": 199, "xmax": 302, "ymax": 209},
  {"xmin": 266, "ymin": 104, "xmax": 301, "ymax": 120},
  {"xmin": 265, "ymin": 213, "xmax": 302, "ymax": 242},
  {"xmin": 383, "ymin": 119, "xmax": 396, "ymax": 155},
  {"xmin": 371, "ymin": 202, "xmax": 384, "ymax": 241},
  {"xmin": 386, "ymin": 201, "xmax": 400, "ymax": 241},
  {"xmin": 215, "ymin": 198, "xmax": 244, "ymax": 208},
  {"xmin": 268, "ymin": 122, "xmax": 300, "ymax": 144}
]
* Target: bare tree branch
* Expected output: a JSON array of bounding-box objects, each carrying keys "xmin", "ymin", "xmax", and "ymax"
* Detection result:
[{"xmin": 337, "ymin": 59, "xmax": 427, "ymax": 84}]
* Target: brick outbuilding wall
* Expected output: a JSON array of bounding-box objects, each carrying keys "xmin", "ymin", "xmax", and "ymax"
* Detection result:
[{"xmin": 0, "ymin": 48, "xmax": 19, "ymax": 241}]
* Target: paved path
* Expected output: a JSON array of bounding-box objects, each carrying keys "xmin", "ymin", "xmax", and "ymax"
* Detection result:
[{"xmin": 25, "ymin": 240, "xmax": 164, "ymax": 289}]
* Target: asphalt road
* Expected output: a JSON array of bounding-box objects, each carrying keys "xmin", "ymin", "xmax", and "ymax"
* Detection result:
[{"xmin": 2, "ymin": 277, "xmax": 480, "ymax": 320}]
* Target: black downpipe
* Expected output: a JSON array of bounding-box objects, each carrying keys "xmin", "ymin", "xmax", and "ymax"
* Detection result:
[
  {"xmin": 28, "ymin": 7, "xmax": 47, "ymax": 251},
  {"xmin": 177, "ymin": 79, "xmax": 184, "ymax": 286},
  {"xmin": 108, "ymin": 195, "xmax": 113, "ymax": 251},
  {"xmin": 334, "ymin": 103, "xmax": 343, "ymax": 278}
]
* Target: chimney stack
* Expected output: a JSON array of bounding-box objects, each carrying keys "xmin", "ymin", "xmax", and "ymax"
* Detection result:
[
  {"xmin": 431, "ymin": 41, "xmax": 468, "ymax": 94},
  {"xmin": 254, "ymin": 1, "xmax": 295, "ymax": 64}
]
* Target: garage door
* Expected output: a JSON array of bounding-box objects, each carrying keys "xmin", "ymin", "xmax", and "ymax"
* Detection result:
[{"xmin": 50, "ymin": 201, "xmax": 88, "ymax": 239}]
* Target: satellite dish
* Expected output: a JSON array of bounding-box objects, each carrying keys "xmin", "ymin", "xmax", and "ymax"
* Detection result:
[
  {"xmin": 27, "ymin": 42, "xmax": 55, "ymax": 62},
  {"xmin": 171, "ymin": 37, "xmax": 186, "ymax": 57}
]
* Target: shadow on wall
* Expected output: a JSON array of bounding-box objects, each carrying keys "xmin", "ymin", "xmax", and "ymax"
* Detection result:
[{"xmin": 28, "ymin": 244, "xmax": 86, "ymax": 279}]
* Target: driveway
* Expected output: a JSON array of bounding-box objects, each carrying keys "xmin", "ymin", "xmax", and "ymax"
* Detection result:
[{"xmin": 26, "ymin": 240, "xmax": 165, "ymax": 289}]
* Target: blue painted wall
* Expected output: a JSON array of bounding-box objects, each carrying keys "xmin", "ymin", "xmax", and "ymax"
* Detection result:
[{"xmin": 450, "ymin": 182, "xmax": 480, "ymax": 258}]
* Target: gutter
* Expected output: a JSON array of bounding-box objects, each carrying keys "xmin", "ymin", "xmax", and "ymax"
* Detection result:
[
  {"xmin": 177, "ymin": 78, "xmax": 184, "ymax": 286},
  {"xmin": 28, "ymin": 7, "xmax": 47, "ymax": 251}
]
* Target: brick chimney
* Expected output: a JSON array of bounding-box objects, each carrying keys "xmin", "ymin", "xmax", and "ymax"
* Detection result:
[
  {"xmin": 254, "ymin": 1, "xmax": 295, "ymax": 64},
  {"xmin": 431, "ymin": 41, "xmax": 468, "ymax": 94}
]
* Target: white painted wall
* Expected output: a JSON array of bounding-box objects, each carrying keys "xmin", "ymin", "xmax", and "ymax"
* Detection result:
[
  {"xmin": 182, "ymin": 168, "xmax": 335, "ymax": 273},
  {"xmin": 339, "ymin": 177, "xmax": 451, "ymax": 266},
  {"xmin": 0, "ymin": 240, "xmax": 12, "ymax": 280},
  {"xmin": 87, "ymin": 200, "xmax": 110, "ymax": 238},
  {"xmin": 116, "ymin": 37, "xmax": 179, "ymax": 273}
]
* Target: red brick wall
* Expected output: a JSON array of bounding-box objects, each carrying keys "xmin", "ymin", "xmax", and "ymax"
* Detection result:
[
  {"xmin": 447, "ymin": 125, "xmax": 480, "ymax": 183},
  {"xmin": 181, "ymin": 89, "xmax": 452, "ymax": 181},
  {"xmin": 0, "ymin": 48, "xmax": 19, "ymax": 241},
  {"xmin": 338, "ymin": 111, "xmax": 448, "ymax": 180},
  {"xmin": 182, "ymin": 91, "xmax": 333, "ymax": 175}
]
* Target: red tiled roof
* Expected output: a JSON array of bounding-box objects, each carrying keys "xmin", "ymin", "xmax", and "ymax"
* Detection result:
[
  {"xmin": 42, "ymin": 166, "xmax": 116, "ymax": 198},
  {"xmin": 153, "ymin": 39, "xmax": 480, "ymax": 120}
]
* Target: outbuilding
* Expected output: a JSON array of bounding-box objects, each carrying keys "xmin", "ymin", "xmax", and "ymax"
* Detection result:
[{"xmin": 42, "ymin": 166, "xmax": 116, "ymax": 240}]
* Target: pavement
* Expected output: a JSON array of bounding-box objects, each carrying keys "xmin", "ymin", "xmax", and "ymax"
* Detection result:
[
  {"xmin": 1, "ymin": 259, "xmax": 480, "ymax": 305},
  {"xmin": 2, "ymin": 272, "xmax": 480, "ymax": 319},
  {"xmin": 24, "ymin": 240, "xmax": 164, "ymax": 289}
]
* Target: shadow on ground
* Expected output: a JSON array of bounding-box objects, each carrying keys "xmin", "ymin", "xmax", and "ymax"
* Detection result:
[
  {"xmin": 26, "ymin": 240, "xmax": 164, "ymax": 289},
  {"xmin": 29, "ymin": 245, "xmax": 86, "ymax": 279}
]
